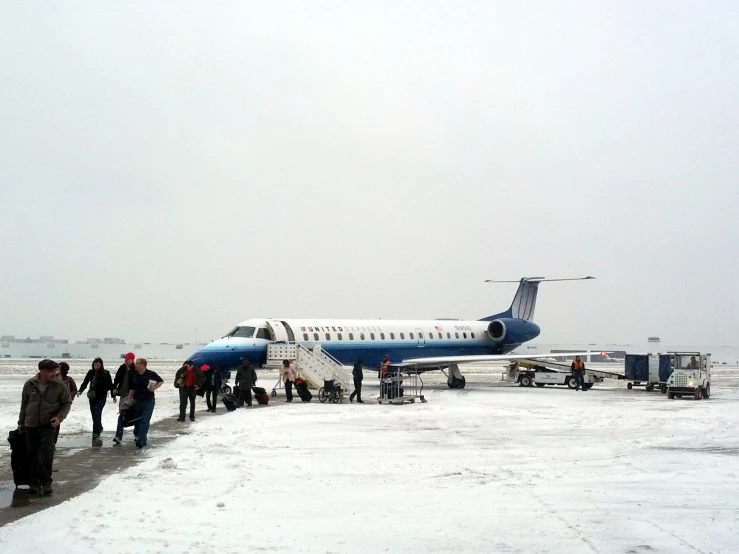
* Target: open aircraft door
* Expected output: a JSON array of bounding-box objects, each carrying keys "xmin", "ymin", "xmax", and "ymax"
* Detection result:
[
  {"xmin": 265, "ymin": 320, "xmax": 290, "ymax": 342},
  {"xmin": 416, "ymin": 328, "xmax": 425, "ymax": 347}
]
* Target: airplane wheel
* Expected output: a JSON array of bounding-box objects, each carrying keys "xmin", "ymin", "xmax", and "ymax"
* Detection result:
[
  {"xmin": 520, "ymin": 375, "xmax": 532, "ymax": 387},
  {"xmin": 459, "ymin": 376, "xmax": 466, "ymax": 389}
]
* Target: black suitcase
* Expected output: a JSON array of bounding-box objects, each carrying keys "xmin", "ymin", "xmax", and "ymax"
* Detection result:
[
  {"xmin": 295, "ymin": 382, "xmax": 312, "ymax": 402},
  {"xmin": 8, "ymin": 429, "xmax": 29, "ymax": 488},
  {"xmin": 221, "ymin": 392, "xmax": 238, "ymax": 412}
]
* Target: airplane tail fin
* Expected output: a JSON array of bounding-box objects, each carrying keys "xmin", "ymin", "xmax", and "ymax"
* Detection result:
[{"xmin": 480, "ymin": 276, "xmax": 595, "ymax": 322}]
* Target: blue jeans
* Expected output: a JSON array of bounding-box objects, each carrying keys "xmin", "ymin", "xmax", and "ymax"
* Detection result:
[
  {"xmin": 89, "ymin": 396, "xmax": 107, "ymax": 439},
  {"xmin": 574, "ymin": 370, "xmax": 585, "ymax": 390},
  {"xmin": 133, "ymin": 398, "xmax": 155, "ymax": 445}
]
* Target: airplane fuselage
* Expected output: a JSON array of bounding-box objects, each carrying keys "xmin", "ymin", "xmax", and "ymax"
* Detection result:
[{"xmin": 188, "ymin": 317, "xmax": 541, "ymax": 371}]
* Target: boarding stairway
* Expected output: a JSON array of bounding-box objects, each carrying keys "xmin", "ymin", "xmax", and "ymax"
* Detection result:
[{"xmin": 265, "ymin": 342, "xmax": 353, "ymax": 392}]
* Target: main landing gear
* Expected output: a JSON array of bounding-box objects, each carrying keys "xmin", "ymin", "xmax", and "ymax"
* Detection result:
[{"xmin": 447, "ymin": 364, "xmax": 466, "ymax": 389}]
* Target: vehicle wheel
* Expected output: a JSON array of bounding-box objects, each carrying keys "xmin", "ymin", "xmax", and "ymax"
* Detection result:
[
  {"xmin": 646, "ymin": 384, "xmax": 654, "ymax": 392},
  {"xmin": 667, "ymin": 391, "xmax": 674, "ymax": 399},
  {"xmin": 676, "ymin": 394, "xmax": 682, "ymax": 398},
  {"xmin": 318, "ymin": 387, "xmax": 327, "ymax": 403},
  {"xmin": 223, "ymin": 385, "xmax": 232, "ymax": 395},
  {"xmin": 582, "ymin": 383, "xmax": 593, "ymax": 391},
  {"xmin": 627, "ymin": 382, "xmax": 633, "ymax": 390},
  {"xmin": 661, "ymin": 384, "xmax": 667, "ymax": 394},
  {"xmin": 694, "ymin": 389, "xmax": 702, "ymax": 400},
  {"xmin": 566, "ymin": 376, "xmax": 577, "ymax": 389},
  {"xmin": 535, "ymin": 383, "xmax": 545, "ymax": 387},
  {"xmin": 271, "ymin": 390, "xmax": 277, "ymax": 398},
  {"xmin": 704, "ymin": 384, "xmax": 711, "ymax": 399},
  {"xmin": 520, "ymin": 375, "xmax": 532, "ymax": 387}
]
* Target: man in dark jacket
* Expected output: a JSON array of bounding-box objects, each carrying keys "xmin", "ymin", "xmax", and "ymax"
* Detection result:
[
  {"xmin": 350, "ymin": 358, "xmax": 364, "ymax": 403},
  {"xmin": 203, "ymin": 365, "xmax": 222, "ymax": 413},
  {"xmin": 18, "ymin": 359, "xmax": 73, "ymax": 496},
  {"xmin": 234, "ymin": 359, "xmax": 257, "ymax": 407},
  {"xmin": 174, "ymin": 360, "xmax": 205, "ymax": 421},
  {"xmin": 112, "ymin": 352, "xmax": 136, "ymax": 445}
]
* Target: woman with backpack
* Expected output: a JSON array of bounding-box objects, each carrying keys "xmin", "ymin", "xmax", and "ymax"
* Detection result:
[{"xmin": 77, "ymin": 357, "xmax": 114, "ymax": 446}]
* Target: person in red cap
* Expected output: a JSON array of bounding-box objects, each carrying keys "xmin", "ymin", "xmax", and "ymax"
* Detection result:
[{"xmin": 112, "ymin": 352, "xmax": 136, "ymax": 444}]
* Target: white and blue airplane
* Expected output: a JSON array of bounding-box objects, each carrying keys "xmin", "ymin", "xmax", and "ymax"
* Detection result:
[{"xmin": 187, "ymin": 276, "xmax": 595, "ymax": 385}]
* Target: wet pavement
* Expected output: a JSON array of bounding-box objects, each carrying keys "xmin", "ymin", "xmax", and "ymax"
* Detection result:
[{"xmin": 0, "ymin": 406, "xmax": 220, "ymax": 527}]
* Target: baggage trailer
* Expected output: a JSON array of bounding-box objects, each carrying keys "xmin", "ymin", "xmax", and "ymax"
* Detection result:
[
  {"xmin": 624, "ymin": 353, "xmax": 673, "ymax": 393},
  {"xmin": 502, "ymin": 360, "xmax": 624, "ymax": 390}
]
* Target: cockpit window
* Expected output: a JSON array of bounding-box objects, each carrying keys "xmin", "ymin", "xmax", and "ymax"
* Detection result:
[
  {"xmin": 227, "ymin": 326, "xmax": 256, "ymax": 338},
  {"xmin": 256, "ymin": 328, "xmax": 272, "ymax": 340}
]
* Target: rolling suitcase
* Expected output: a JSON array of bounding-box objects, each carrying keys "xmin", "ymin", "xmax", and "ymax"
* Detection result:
[
  {"xmin": 221, "ymin": 392, "xmax": 238, "ymax": 412},
  {"xmin": 8, "ymin": 429, "xmax": 29, "ymax": 489},
  {"xmin": 253, "ymin": 387, "xmax": 269, "ymax": 405}
]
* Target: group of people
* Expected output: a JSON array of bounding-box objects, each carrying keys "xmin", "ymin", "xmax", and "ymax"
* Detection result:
[
  {"xmin": 15, "ymin": 352, "xmax": 377, "ymax": 497},
  {"xmin": 16, "ymin": 354, "xmax": 164, "ymax": 496}
]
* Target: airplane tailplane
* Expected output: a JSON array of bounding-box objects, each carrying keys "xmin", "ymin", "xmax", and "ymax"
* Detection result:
[{"xmin": 480, "ymin": 276, "xmax": 595, "ymax": 322}]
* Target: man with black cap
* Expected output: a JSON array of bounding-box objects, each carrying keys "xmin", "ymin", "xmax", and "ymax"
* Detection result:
[{"xmin": 18, "ymin": 359, "xmax": 73, "ymax": 496}]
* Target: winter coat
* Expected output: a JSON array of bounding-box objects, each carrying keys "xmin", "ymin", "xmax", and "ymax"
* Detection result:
[
  {"xmin": 353, "ymin": 362, "xmax": 363, "ymax": 382},
  {"xmin": 18, "ymin": 375, "xmax": 73, "ymax": 428},
  {"xmin": 174, "ymin": 366, "xmax": 205, "ymax": 389},
  {"xmin": 280, "ymin": 363, "xmax": 297, "ymax": 383},
  {"xmin": 113, "ymin": 364, "xmax": 134, "ymax": 397},
  {"xmin": 61, "ymin": 375, "xmax": 78, "ymax": 397},
  {"xmin": 235, "ymin": 365, "xmax": 258, "ymax": 390},
  {"xmin": 204, "ymin": 368, "xmax": 223, "ymax": 391},
  {"xmin": 79, "ymin": 369, "xmax": 115, "ymax": 399}
]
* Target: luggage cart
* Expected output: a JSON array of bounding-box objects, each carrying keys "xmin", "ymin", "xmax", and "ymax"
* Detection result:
[
  {"xmin": 270, "ymin": 376, "xmax": 283, "ymax": 398},
  {"xmin": 377, "ymin": 364, "xmax": 427, "ymax": 405}
]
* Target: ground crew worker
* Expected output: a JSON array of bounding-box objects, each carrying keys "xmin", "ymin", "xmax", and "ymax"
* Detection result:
[
  {"xmin": 571, "ymin": 355, "xmax": 586, "ymax": 391},
  {"xmin": 18, "ymin": 359, "xmax": 73, "ymax": 496},
  {"xmin": 350, "ymin": 358, "xmax": 364, "ymax": 403},
  {"xmin": 379, "ymin": 355, "xmax": 390, "ymax": 378}
]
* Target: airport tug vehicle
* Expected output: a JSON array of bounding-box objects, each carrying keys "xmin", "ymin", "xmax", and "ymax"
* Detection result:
[{"xmin": 666, "ymin": 352, "xmax": 711, "ymax": 400}]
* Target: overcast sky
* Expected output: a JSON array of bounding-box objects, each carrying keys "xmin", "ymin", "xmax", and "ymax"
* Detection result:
[{"xmin": 1, "ymin": 1, "xmax": 737, "ymax": 346}]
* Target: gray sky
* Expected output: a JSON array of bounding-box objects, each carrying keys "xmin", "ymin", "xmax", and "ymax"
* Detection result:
[{"xmin": 1, "ymin": 1, "xmax": 737, "ymax": 345}]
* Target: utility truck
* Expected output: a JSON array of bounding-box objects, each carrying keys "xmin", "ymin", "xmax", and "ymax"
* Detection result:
[{"xmin": 666, "ymin": 352, "xmax": 711, "ymax": 400}]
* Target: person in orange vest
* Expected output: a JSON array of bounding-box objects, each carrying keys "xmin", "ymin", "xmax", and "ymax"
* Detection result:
[
  {"xmin": 379, "ymin": 355, "xmax": 390, "ymax": 378},
  {"xmin": 571, "ymin": 355, "xmax": 586, "ymax": 391}
]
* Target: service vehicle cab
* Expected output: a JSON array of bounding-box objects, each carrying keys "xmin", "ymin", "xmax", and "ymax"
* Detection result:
[{"xmin": 666, "ymin": 352, "xmax": 711, "ymax": 400}]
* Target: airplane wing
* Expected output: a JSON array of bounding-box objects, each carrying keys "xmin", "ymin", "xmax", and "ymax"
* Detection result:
[{"xmin": 397, "ymin": 351, "xmax": 605, "ymax": 369}]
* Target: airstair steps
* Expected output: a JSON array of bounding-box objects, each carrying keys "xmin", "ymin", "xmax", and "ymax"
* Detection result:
[{"xmin": 265, "ymin": 342, "xmax": 353, "ymax": 391}]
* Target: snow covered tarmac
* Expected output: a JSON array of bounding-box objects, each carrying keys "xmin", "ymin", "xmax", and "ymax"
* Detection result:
[{"xmin": 1, "ymin": 363, "xmax": 739, "ymax": 553}]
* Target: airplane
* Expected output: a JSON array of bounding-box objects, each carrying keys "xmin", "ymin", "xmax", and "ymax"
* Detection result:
[{"xmin": 187, "ymin": 276, "xmax": 597, "ymax": 387}]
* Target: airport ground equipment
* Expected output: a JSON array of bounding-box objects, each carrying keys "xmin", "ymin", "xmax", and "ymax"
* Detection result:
[
  {"xmin": 264, "ymin": 342, "xmax": 353, "ymax": 393},
  {"xmin": 502, "ymin": 359, "xmax": 624, "ymax": 389},
  {"xmin": 624, "ymin": 353, "xmax": 673, "ymax": 392},
  {"xmin": 666, "ymin": 352, "xmax": 711, "ymax": 400},
  {"xmin": 378, "ymin": 365, "xmax": 426, "ymax": 404}
]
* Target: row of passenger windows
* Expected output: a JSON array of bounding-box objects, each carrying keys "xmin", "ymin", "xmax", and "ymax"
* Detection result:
[{"xmin": 301, "ymin": 331, "xmax": 476, "ymax": 342}]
